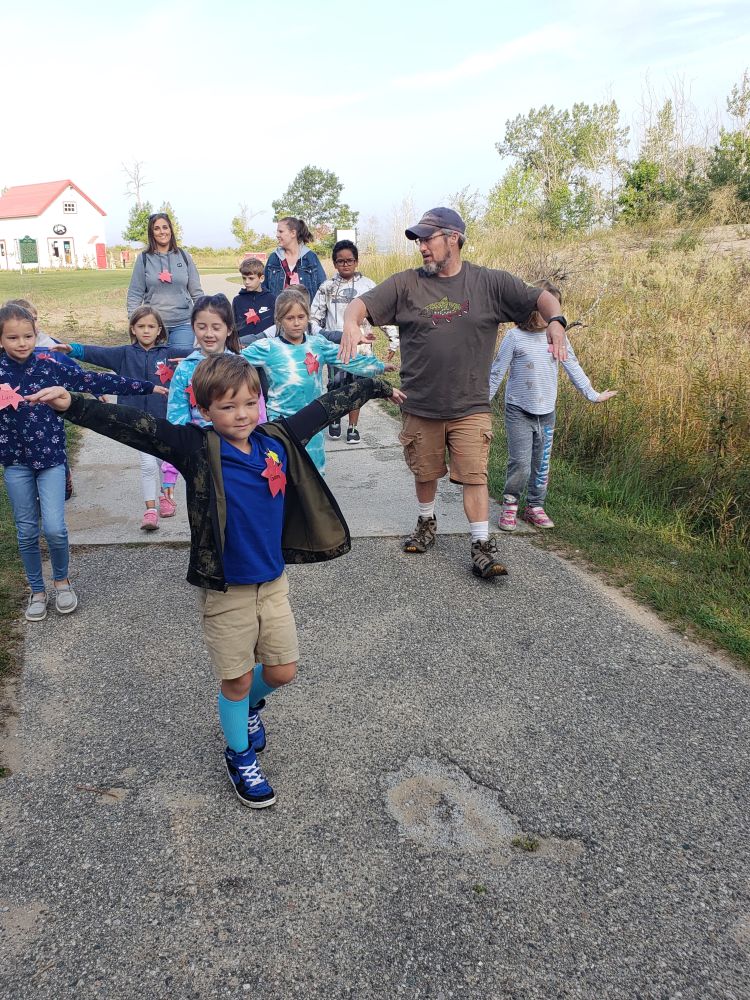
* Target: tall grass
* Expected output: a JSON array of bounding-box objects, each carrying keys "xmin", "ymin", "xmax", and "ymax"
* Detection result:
[{"xmin": 363, "ymin": 228, "xmax": 750, "ymax": 548}]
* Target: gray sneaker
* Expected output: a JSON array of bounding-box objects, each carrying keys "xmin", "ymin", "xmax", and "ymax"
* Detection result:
[
  {"xmin": 25, "ymin": 592, "xmax": 48, "ymax": 622},
  {"xmin": 54, "ymin": 583, "xmax": 78, "ymax": 615}
]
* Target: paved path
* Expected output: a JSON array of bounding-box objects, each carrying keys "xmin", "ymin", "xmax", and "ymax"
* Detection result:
[
  {"xmin": 1, "ymin": 385, "xmax": 750, "ymax": 998},
  {"xmin": 65, "ymin": 403, "xmax": 505, "ymax": 545}
]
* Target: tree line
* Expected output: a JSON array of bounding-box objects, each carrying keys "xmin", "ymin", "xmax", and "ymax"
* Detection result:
[{"xmin": 121, "ymin": 69, "xmax": 750, "ymax": 250}]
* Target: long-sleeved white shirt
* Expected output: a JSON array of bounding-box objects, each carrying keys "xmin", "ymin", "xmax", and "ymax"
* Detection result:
[
  {"xmin": 310, "ymin": 273, "xmax": 399, "ymax": 351},
  {"xmin": 489, "ymin": 328, "xmax": 599, "ymax": 414}
]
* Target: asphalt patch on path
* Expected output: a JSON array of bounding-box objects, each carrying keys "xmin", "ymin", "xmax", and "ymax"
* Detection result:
[{"xmin": 1, "ymin": 538, "xmax": 749, "ymax": 999}]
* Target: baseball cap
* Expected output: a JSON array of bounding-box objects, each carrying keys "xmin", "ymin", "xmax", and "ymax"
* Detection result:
[{"xmin": 405, "ymin": 207, "xmax": 466, "ymax": 240}]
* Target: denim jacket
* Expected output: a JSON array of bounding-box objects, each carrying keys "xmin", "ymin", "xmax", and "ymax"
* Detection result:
[{"xmin": 264, "ymin": 246, "xmax": 326, "ymax": 300}]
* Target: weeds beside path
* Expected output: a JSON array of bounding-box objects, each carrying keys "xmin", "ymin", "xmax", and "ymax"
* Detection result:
[{"xmin": 487, "ymin": 429, "xmax": 750, "ymax": 665}]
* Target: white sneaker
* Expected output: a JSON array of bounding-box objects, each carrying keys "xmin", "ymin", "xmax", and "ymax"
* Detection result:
[
  {"xmin": 25, "ymin": 592, "xmax": 48, "ymax": 622},
  {"xmin": 54, "ymin": 583, "xmax": 78, "ymax": 615}
]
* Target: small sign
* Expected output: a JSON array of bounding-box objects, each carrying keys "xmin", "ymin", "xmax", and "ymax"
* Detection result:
[{"xmin": 53, "ymin": 224, "xmax": 67, "ymax": 236}]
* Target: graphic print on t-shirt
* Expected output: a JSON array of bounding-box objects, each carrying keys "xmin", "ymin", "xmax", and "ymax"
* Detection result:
[{"xmin": 420, "ymin": 295, "xmax": 470, "ymax": 326}]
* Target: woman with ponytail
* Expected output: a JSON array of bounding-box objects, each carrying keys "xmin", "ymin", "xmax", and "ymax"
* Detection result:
[{"xmin": 264, "ymin": 216, "xmax": 326, "ymax": 301}]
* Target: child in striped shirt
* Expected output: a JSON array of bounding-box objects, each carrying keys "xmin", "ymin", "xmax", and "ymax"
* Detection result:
[{"xmin": 489, "ymin": 280, "xmax": 617, "ymax": 531}]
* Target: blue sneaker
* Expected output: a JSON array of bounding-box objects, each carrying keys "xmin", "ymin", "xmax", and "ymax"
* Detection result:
[
  {"xmin": 224, "ymin": 746, "xmax": 276, "ymax": 808},
  {"xmin": 248, "ymin": 699, "xmax": 267, "ymax": 753}
]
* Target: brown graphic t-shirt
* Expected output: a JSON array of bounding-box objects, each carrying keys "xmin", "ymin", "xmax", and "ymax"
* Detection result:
[{"xmin": 361, "ymin": 262, "xmax": 540, "ymax": 419}]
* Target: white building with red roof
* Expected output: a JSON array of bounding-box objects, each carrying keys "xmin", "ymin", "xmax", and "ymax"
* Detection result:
[{"xmin": 0, "ymin": 180, "xmax": 107, "ymax": 270}]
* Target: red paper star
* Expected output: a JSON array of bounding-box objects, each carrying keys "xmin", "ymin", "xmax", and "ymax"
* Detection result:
[
  {"xmin": 158, "ymin": 270, "xmax": 172, "ymax": 283},
  {"xmin": 244, "ymin": 308, "xmax": 260, "ymax": 325},
  {"xmin": 0, "ymin": 384, "xmax": 23, "ymax": 411},
  {"xmin": 261, "ymin": 453, "xmax": 286, "ymax": 497},
  {"xmin": 156, "ymin": 361, "xmax": 174, "ymax": 385},
  {"xmin": 186, "ymin": 383, "xmax": 197, "ymax": 407},
  {"xmin": 304, "ymin": 351, "xmax": 320, "ymax": 375}
]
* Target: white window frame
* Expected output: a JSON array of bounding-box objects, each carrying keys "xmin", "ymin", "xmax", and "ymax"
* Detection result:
[{"xmin": 63, "ymin": 201, "xmax": 77, "ymax": 214}]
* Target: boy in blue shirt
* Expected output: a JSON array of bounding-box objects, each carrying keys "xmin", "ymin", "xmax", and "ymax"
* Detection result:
[
  {"xmin": 30, "ymin": 355, "xmax": 404, "ymax": 809},
  {"xmin": 232, "ymin": 257, "xmax": 276, "ymax": 338}
]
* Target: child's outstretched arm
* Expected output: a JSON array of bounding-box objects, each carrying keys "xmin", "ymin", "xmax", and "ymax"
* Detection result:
[
  {"xmin": 239, "ymin": 339, "xmax": 272, "ymax": 368},
  {"xmin": 25, "ymin": 388, "xmax": 203, "ymax": 468},
  {"xmin": 57, "ymin": 343, "xmax": 127, "ymax": 370},
  {"xmin": 561, "ymin": 340, "xmax": 617, "ymax": 402},
  {"xmin": 489, "ymin": 331, "xmax": 515, "ymax": 401},
  {"xmin": 284, "ymin": 377, "xmax": 406, "ymax": 445},
  {"xmin": 54, "ymin": 361, "xmax": 156, "ymax": 398},
  {"xmin": 315, "ymin": 338, "xmax": 384, "ymax": 376}
]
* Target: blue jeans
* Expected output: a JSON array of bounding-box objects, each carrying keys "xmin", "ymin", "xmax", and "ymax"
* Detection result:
[
  {"xmin": 3, "ymin": 464, "xmax": 69, "ymax": 592},
  {"xmin": 167, "ymin": 322, "xmax": 195, "ymax": 349},
  {"xmin": 504, "ymin": 404, "xmax": 555, "ymax": 506}
]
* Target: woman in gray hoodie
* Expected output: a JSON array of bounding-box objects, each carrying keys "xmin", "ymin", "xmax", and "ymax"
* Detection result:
[{"xmin": 126, "ymin": 212, "xmax": 203, "ymax": 348}]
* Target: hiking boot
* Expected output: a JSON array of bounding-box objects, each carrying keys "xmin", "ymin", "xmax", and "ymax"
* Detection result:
[
  {"xmin": 25, "ymin": 592, "xmax": 48, "ymax": 622},
  {"xmin": 498, "ymin": 496, "xmax": 518, "ymax": 531},
  {"xmin": 346, "ymin": 426, "xmax": 360, "ymax": 444},
  {"xmin": 54, "ymin": 582, "xmax": 79, "ymax": 614},
  {"xmin": 224, "ymin": 745, "xmax": 276, "ymax": 808},
  {"xmin": 140, "ymin": 509, "xmax": 159, "ymax": 532},
  {"xmin": 248, "ymin": 699, "xmax": 267, "ymax": 754},
  {"xmin": 471, "ymin": 537, "xmax": 508, "ymax": 579},
  {"xmin": 522, "ymin": 506, "xmax": 555, "ymax": 529},
  {"xmin": 403, "ymin": 515, "xmax": 437, "ymax": 553},
  {"xmin": 329, "ymin": 420, "xmax": 341, "ymax": 439}
]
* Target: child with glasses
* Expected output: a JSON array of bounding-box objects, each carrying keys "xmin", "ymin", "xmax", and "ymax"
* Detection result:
[{"xmin": 310, "ymin": 241, "xmax": 399, "ymax": 444}]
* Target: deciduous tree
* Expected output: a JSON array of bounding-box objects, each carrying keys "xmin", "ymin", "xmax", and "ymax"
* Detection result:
[{"xmin": 272, "ymin": 166, "xmax": 359, "ymax": 236}]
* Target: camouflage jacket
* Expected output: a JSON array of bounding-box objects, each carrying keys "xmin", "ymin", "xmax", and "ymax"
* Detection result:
[{"xmin": 63, "ymin": 377, "xmax": 394, "ymax": 591}]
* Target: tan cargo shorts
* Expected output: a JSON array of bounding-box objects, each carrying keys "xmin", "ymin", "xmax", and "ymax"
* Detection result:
[
  {"xmin": 197, "ymin": 572, "xmax": 299, "ymax": 681},
  {"xmin": 398, "ymin": 412, "xmax": 493, "ymax": 485}
]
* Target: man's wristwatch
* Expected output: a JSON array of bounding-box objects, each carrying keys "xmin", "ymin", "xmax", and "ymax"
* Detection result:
[{"xmin": 547, "ymin": 315, "xmax": 568, "ymax": 329}]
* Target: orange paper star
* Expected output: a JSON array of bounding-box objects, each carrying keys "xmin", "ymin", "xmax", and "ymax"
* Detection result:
[
  {"xmin": 244, "ymin": 308, "xmax": 260, "ymax": 325},
  {"xmin": 304, "ymin": 352, "xmax": 320, "ymax": 375}
]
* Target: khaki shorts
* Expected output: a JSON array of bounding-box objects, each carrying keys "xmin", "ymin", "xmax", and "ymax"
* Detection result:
[
  {"xmin": 197, "ymin": 572, "xmax": 299, "ymax": 681},
  {"xmin": 398, "ymin": 412, "xmax": 493, "ymax": 486}
]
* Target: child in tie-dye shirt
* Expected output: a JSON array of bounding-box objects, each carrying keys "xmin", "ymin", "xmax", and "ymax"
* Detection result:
[{"xmin": 240, "ymin": 289, "xmax": 386, "ymax": 474}]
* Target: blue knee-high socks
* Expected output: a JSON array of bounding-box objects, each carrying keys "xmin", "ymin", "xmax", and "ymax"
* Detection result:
[
  {"xmin": 248, "ymin": 663, "xmax": 275, "ymax": 708},
  {"xmin": 218, "ymin": 692, "xmax": 250, "ymax": 753},
  {"xmin": 218, "ymin": 666, "xmax": 277, "ymax": 752}
]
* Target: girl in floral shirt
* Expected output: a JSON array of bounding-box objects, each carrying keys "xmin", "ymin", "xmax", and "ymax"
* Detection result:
[{"xmin": 0, "ymin": 303, "xmax": 162, "ymax": 621}]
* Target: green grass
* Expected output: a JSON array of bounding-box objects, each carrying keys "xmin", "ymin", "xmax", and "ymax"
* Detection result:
[
  {"xmin": 0, "ymin": 478, "xmax": 24, "ymax": 682},
  {"xmin": 0, "ymin": 270, "xmax": 133, "ymax": 340},
  {"xmin": 487, "ymin": 421, "xmax": 750, "ymax": 664}
]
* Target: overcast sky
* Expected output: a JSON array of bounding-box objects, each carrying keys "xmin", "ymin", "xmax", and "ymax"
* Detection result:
[{"xmin": 3, "ymin": 0, "xmax": 749, "ymax": 247}]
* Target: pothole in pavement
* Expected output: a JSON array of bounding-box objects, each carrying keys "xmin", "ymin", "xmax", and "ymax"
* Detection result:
[{"xmin": 385, "ymin": 757, "xmax": 583, "ymax": 865}]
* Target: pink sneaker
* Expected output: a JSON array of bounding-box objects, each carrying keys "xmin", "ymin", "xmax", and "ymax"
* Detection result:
[
  {"xmin": 140, "ymin": 509, "xmax": 159, "ymax": 531},
  {"xmin": 498, "ymin": 497, "xmax": 518, "ymax": 531},
  {"xmin": 522, "ymin": 506, "xmax": 555, "ymax": 529},
  {"xmin": 159, "ymin": 493, "xmax": 177, "ymax": 518}
]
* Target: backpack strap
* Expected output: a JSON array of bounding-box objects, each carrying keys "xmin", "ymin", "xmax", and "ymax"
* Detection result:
[{"xmin": 178, "ymin": 248, "xmax": 189, "ymax": 268}]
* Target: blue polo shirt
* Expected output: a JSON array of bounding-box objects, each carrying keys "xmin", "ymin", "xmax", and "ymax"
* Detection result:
[{"xmin": 221, "ymin": 431, "xmax": 287, "ymax": 585}]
